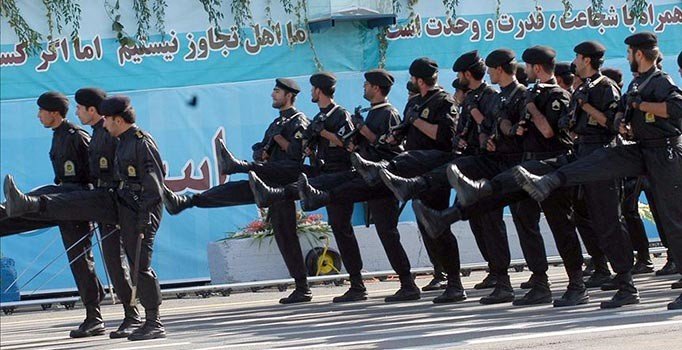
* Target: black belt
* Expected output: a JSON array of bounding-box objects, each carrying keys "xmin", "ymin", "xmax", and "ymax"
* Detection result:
[
  {"xmin": 522, "ymin": 150, "xmax": 568, "ymax": 161},
  {"xmin": 95, "ymin": 179, "xmax": 118, "ymax": 188},
  {"xmin": 638, "ymin": 135, "xmax": 682, "ymax": 149},
  {"xmin": 492, "ymin": 152, "xmax": 524, "ymax": 162},
  {"xmin": 575, "ymin": 134, "xmax": 615, "ymax": 144},
  {"xmin": 118, "ymin": 182, "xmax": 143, "ymax": 191}
]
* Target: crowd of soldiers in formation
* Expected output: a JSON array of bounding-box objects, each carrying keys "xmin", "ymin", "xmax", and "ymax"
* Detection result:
[{"xmin": 1, "ymin": 31, "xmax": 682, "ymax": 342}]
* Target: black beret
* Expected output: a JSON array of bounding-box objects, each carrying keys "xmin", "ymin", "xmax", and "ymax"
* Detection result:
[
  {"xmin": 37, "ymin": 91, "xmax": 69, "ymax": 116},
  {"xmin": 75, "ymin": 88, "xmax": 107, "ymax": 112},
  {"xmin": 364, "ymin": 69, "xmax": 395, "ymax": 87},
  {"xmin": 409, "ymin": 57, "xmax": 438, "ymax": 79},
  {"xmin": 275, "ymin": 78, "xmax": 300, "ymax": 94},
  {"xmin": 677, "ymin": 51, "xmax": 682, "ymax": 69},
  {"xmin": 624, "ymin": 32, "xmax": 657, "ymax": 49},
  {"xmin": 515, "ymin": 64, "xmax": 528, "ymax": 86},
  {"xmin": 309, "ymin": 72, "xmax": 336, "ymax": 89},
  {"xmin": 451, "ymin": 78, "xmax": 469, "ymax": 92},
  {"xmin": 601, "ymin": 68, "xmax": 623, "ymax": 88},
  {"xmin": 574, "ymin": 41, "xmax": 606, "ymax": 58},
  {"xmin": 406, "ymin": 81, "xmax": 419, "ymax": 94},
  {"xmin": 99, "ymin": 95, "xmax": 132, "ymax": 117},
  {"xmin": 522, "ymin": 45, "xmax": 556, "ymax": 65},
  {"xmin": 453, "ymin": 50, "xmax": 483, "ymax": 72},
  {"xmin": 485, "ymin": 49, "xmax": 515, "ymax": 68},
  {"xmin": 555, "ymin": 62, "xmax": 573, "ymax": 77}
]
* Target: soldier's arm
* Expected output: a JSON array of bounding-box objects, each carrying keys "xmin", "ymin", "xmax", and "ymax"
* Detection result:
[
  {"xmin": 639, "ymin": 77, "xmax": 682, "ymax": 119},
  {"xmin": 319, "ymin": 111, "xmax": 351, "ymax": 147},
  {"xmin": 282, "ymin": 118, "xmax": 308, "ymax": 160},
  {"xmin": 75, "ymin": 130, "xmax": 92, "ymax": 182},
  {"xmin": 135, "ymin": 139, "xmax": 165, "ymax": 231}
]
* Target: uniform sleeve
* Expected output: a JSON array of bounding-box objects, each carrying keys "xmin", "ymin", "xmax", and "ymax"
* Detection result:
[
  {"xmin": 660, "ymin": 76, "xmax": 682, "ymax": 121},
  {"xmin": 285, "ymin": 117, "xmax": 309, "ymax": 160},
  {"xmin": 479, "ymin": 91, "xmax": 499, "ymax": 136},
  {"xmin": 73, "ymin": 130, "xmax": 91, "ymax": 183},
  {"xmin": 544, "ymin": 90, "xmax": 570, "ymax": 131},
  {"xmin": 435, "ymin": 101, "xmax": 457, "ymax": 149},
  {"xmin": 599, "ymin": 82, "xmax": 622, "ymax": 133},
  {"xmin": 328, "ymin": 110, "xmax": 354, "ymax": 138},
  {"xmin": 135, "ymin": 138, "xmax": 165, "ymax": 230}
]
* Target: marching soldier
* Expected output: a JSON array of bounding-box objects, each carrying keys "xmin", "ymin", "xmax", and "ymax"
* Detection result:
[
  {"xmin": 513, "ymin": 32, "xmax": 682, "ymax": 310},
  {"xmin": 164, "ymin": 78, "xmax": 315, "ymax": 304},
  {"xmin": 6, "ymin": 95, "xmax": 168, "ymax": 339}
]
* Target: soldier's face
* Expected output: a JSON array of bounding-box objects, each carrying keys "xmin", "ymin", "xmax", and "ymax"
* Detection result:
[
  {"xmin": 457, "ymin": 71, "xmax": 469, "ymax": 88},
  {"xmin": 487, "ymin": 66, "xmax": 499, "ymax": 84},
  {"xmin": 363, "ymin": 81, "xmax": 375, "ymax": 101},
  {"xmin": 103, "ymin": 115, "xmax": 121, "ymax": 136},
  {"xmin": 75, "ymin": 104, "xmax": 93, "ymax": 125},
  {"xmin": 271, "ymin": 87, "xmax": 286, "ymax": 108},
  {"xmin": 311, "ymin": 87, "xmax": 320, "ymax": 103},
  {"xmin": 627, "ymin": 47, "xmax": 639, "ymax": 73},
  {"xmin": 454, "ymin": 89, "xmax": 466, "ymax": 105},
  {"xmin": 573, "ymin": 54, "xmax": 588, "ymax": 77},
  {"xmin": 525, "ymin": 63, "xmax": 537, "ymax": 81},
  {"xmin": 38, "ymin": 109, "xmax": 59, "ymax": 128}
]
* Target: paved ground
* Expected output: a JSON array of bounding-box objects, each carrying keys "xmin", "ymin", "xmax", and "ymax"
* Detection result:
[{"xmin": 2, "ymin": 258, "xmax": 682, "ymax": 350}]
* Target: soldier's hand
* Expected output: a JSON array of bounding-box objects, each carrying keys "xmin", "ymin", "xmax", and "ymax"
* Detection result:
[
  {"xmin": 573, "ymin": 88, "xmax": 589, "ymax": 107},
  {"xmin": 457, "ymin": 138, "xmax": 468, "ymax": 150},
  {"xmin": 310, "ymin": 120, "xmax": 325, "ymax": 135},
  {"xmin": 486, "ymin": 138, "xmax": 496, "ymax": 152},
  {"xmin": 626, "ymin": 91, "xmax": 642, "ymax": 110},
  {"xmin": 558, "ymin": 116, "xmax": 572, "ymax": 130}
]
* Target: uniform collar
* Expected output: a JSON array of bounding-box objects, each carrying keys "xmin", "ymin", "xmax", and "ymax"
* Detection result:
[
  {"xmin": 279, "ymin": 107, "xmax": 297, "ymax": 118},
  {"xmin": 501, "ymin": 81, "xmax": 520, "ymax": 93},
  {"xmin": 92, "ymin": 118, "xmax": 105, "ymax": 130},
  {"xmin": 119, "ymin": 125, "xmax": 139, "ymax": 140},
  {"xmin": 320, "ymin": 103, "xmax": 337, "ymax": 113},
  {"xmin": 53, "ymin": 119, "xmax": 69, "ymax": 133}
]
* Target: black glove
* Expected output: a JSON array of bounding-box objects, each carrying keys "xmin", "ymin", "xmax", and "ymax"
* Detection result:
[
  {"xmin": 625, "ymin": 90, "xmax": 642, "ymax": 109},
  {"xmin": 351, "ymin": 107, "xmax": 365, "ymax": 129},
  {"xmin": 310, "ymin": 118, "xmax": 325, "ymax": 135},
  {"xmin": 573, "ymin": 86, "xmax": 589, "ymax": 106},
  {"xmin": 558, "ymin": 115, "xmax": 572, "ymax": 130},
  {"xmin": 524, "ymin": 87, "xmax": 540, "ymax": 106},
  {"xmin": 404, "ymin": 105, "xmax": 420, "ymax": 124}
]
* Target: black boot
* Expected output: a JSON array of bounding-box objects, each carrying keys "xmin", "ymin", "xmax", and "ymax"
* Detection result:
[
  {"xmin": 333, "ymin": 276, "xmax": 367, "ymax": 303},
  {"xmin": 600, "ymin": 273, "xmax": 639, "ymax": 309},
  {"xmin": 671, "ymin": 278, "xmax": 682, "ymax": 289},
  {"xmin": 554, "ymin": 269, "xmax": 589, "ymax": 307},
  {"xmin": 446, "ymin": 165, "xmax": 493, "ymax": 207},
  {"xmin": 110, "ymin": 304, "xmax": 143, "ymax": 339},
  {"xmin": 433, "ymin": 276, "xmax": 467, "ymax": 304},
  {"xmin": 520, "ymin": 273, "xmax": 552, "ymax": 290},
  {"xmin": 162, "ymin": 187, "xmax": 194, "ymax": 215},
  {"xmin": 668, "ymin": 294, "xmax": 682, "ymax": 310},
  {"xmin": 412, "ymin": 200, "xmax": 461, "ymax": 240},
  {"xmin": 473, "ymin": 273, "xmax": 497, "ymax": 290},
  {"xmin": 298, "ymin": 174, "xmax": 329, "ymax": 211},
  {"xmin": 421, "ymin": 276, "xmax": 447, "ymax": 292},
  {"xmin": 215, "ymin": 138, "xmax": 250, "ymax": 175},
  {"xmin": 280, "ymin": 279, "xmax": 313, "ymax": 304},
  {"xmin": 248, "ymin": 171, "xmax": 286, "ymax": 208},
  {"xmin": 128, "ymin": 308, "xmax": 166, "ymax": 341},
  {"xmin": 4, "ymin": 175, "xmax": 41, "ymax": 217},
  {"xmin": 351, "ymin": 152, "xmax": 388, "ymax": 186},
  {"xmin": 584, "ymin": 271, "xmax": 612, "ymax": 288},
  {"xmin": 379, "ymin": 170, "xmax": 427, "ymax": 203},
  {"xmin": 632, "ymin": 256, "xmax": 655, "ymax": 275},
  {"xmin": 70, "ymin": 305, "xmax": 106, "ymax": 338},
  {"xmin": 385, "ymin": 275, "xmax": 421, "ymax": 302},
  {"xmin": 513, "ymin": 274, "xmax": 552, "ymax": 306},
  {"xmin": 511, "ymin": 166, "xmax": 562, "ymax": 202},
  {"xmin": 656, "ymin": 253, "xmax": 678, "ymax": 276},
  {"xmin": 480, "ymin": 274, "xmax": 514, "ymax": 305}
]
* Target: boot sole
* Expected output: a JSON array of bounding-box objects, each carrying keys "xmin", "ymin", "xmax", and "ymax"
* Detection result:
[
  {"xmin": 600, "ymin": 297, "xmax": 640, "ymax": 309},
  {"xmin": 553, "ymin": 296, "xmax": 589, "ymax": 307},
  {"xmin": 479, "ymin": 296, "xmax": 515, "ymax": 305},
  {"xmin": 279, "ymin": 297, "xmax": 313, "ymax": 304},
  {"xmin": 70, "ymin": 328, "xmax": 106, "ymax": 338},
  {"xmin": 512, "ymin": 297, "xmax": 553, "ymax": 306},
  {"xmin": 432, "ymin": 295, "xmax": 467, "ymax": 304},
  {"xmin": 332, "ymin": 297, "xmax": 368, "ymax": 303},
  {"xmin": 128, "ymin": 332, "xmax": 167, "ymax": 341}
]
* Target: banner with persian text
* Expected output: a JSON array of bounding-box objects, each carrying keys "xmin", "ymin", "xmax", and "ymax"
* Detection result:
[{"xmin": 1, "ymin": 0, "xmax": 679, "ymax": 293}]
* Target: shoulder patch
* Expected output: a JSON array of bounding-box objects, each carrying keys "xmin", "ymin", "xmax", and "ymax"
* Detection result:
[
  {"xmin": 552, "ymin": 100, "xmax": 561, "ymax": 111},
  {"xmin": 68, "ymin": 128, "xmax": 75, "ymax": 134},
  {"xmin": 135, "ymin": 130, "xmax": 144, "ymax": 139}
]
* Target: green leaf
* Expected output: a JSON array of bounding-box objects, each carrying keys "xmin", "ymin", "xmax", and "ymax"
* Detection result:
[{"xmin": 112, "ymin": 21, "xmax": 124, "ymax": 32}]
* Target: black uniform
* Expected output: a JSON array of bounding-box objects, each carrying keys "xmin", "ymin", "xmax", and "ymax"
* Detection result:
[
  {"xmin": 30, "ymin": 125, "xmax": 166, "ymax": 314},
  {"xmin": 0, "ymin": 120, "xmax": 105, "ymax": 308}
]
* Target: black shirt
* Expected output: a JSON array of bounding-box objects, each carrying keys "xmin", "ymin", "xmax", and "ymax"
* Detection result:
[
  {"xmin": 404, "ymin": 88, "xmax": 457, "ymax": 152},
  {"xmin": 624, "ymin": 67, "xmax": 682, "ymax": 140},
  {"xmin": 253, "ymin": 107, "xmax": 310, "ymax": 163},
  {"xmin": 357, "ymin": 101, "xmax": 401, "ymax": 162},
  {"xmin": 88, "ymin": 119, "xmax": 118, "ymax": 184},
  {"xmin": 522, "ymin": 78, "xmax": 571, "ymax": 153},
  {"xmin": 115, "ymin": 126, "xmax": 165, "ymax": 227},
  {"xmin": 50, "ymin": 120, "xmax": 90, "ymax": 185},
  {"xmin": 458, "ymin": 82, "xmax": 498, "ymax": 153},
  {"xmin": 573, "ymin": 72, "xmax": 621, "ymax": 137},
  {"xmin": 494, "ymin": 81, "xmax": 527, "ymax": 154},
  {"xmin": 314, "ymin": 103, "xmax": 353, "ymax": 171}
]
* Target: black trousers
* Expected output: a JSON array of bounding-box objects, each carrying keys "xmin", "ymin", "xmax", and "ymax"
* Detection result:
[
  {"xmin": 622, "ymin": 176, "xmax": 668, "ymax": 258},
  {"xmin": 573, "ymin": 142, "xmax": 632, "ymax": 274},
  {"xmin": 319, "ymin": 174, "xmax": 413, "ymax": 279},
  {"xmin": 0, "ymin": 184, "xmax": 105, "ymax": 307},
  {"xmin": 572, "ymin": 190, "xmax": 609, "ymax": 272},
  {"xmin": 34, "ymin": 188, "xmax": 163, "ymax": 310},
  {"xmin": 453, "ymin": 156, "xmax": 585, "ymax": 278},
  {"xmin": 554, "ymin": 142, "xmax": 682, "ymax": 277}
]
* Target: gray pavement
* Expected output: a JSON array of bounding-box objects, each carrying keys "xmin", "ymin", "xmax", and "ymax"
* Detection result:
[{"xmin": 1, "ymin": 258, "xmax": 681, "ymax": 350}]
